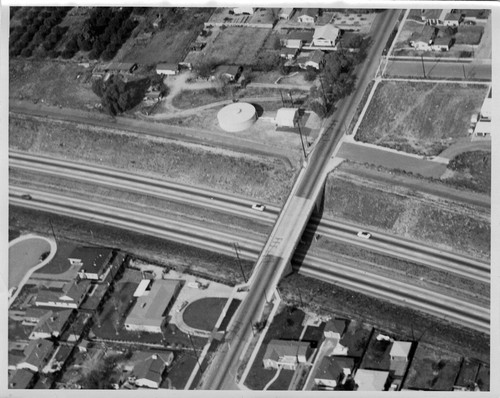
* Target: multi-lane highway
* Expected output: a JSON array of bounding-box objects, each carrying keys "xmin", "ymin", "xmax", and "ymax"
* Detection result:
[
  {"xmin": 9, "ymin": 188, "xmax": 489, "ymax": 335},
  {"xmin": 10, "ymin": 151, "xmax": 490, "ymax": 283}
]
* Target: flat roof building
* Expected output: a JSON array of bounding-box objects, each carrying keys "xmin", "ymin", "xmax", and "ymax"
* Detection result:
[{"xmin": 125, "ymin": 279, "xmax": 182, "ymax": 333}]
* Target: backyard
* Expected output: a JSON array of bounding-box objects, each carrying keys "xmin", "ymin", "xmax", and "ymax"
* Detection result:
[{"xmin": 355, "ymin": 81, "xmax": 488, "ymax": 155}]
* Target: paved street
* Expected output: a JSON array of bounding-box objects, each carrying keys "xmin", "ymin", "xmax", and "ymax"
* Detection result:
[{"xmin": 384, "ymin": 59, "xmax": 491, "ymax": 80}]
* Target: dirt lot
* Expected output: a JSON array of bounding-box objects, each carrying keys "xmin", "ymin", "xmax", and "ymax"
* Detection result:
[
  {"xmin": 9, "ymin": 114, "xmax": 295, "ymax": 205},
  {"xmin": 355, "ymin": 81, "xmax": 488, "ymax": 156},
  {"xmin": 184, "ymin": 26, "xmax": 271, "ymax": 66},
  {"xmin": 9, "ymin": 59, "xmax": 99, "ymax": 110},
  {"xmin": 404, "ymin": 342, "xmax": 462, "ymax": 390},
  {"xmin": 115, "ymin": 8, "xmax": 213, "ymax": 64},
  {"xmin": 323, "ymin": 169, "xmax": 490, "ymax": 260}
]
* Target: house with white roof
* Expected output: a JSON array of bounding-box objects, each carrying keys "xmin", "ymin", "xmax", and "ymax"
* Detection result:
[
  {"xmin": 354, "ymin": 369, "xmax": 390, "ymax": 391},
  {"xmin": 276, "ymin": 108, "xmax": 299, "ymax": 128},
  {"xmin": 263, "ymin": 340, "xmax": 311, "ymax": 370},
  {"xmin": 313, "ymin": 24, "xmax": 340, "ymax": 47}
]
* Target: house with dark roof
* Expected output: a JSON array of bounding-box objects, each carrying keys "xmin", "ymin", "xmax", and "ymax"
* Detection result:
[
  {"xmin": 35, "ymin": 279, "xmax": 91, "ymax": 309},
  {"xmin": 282, "ymin": 30, "xmax": 314, "ymax": 49},
  {"xmin": 18, "ymin": 339, "xmax": 54, "ymax": 373},
  {"xmin": 70, "ymin": 247, "xmax": 115, "ymax": 282},
  {"xmin": 9, "ymin": 369, "xmax": 36, "ymax": 389},
  {"xmin": 29, "ymin": 309, "xmax": 74, "ymax": 340},
  {"xmin": 132, "ymin": 353, "xmax": 173, "ymax": 389},
  {"xmin": 324, "ymin": 319, "xmax": 347, "ymax": 339},
  {"xmin": 443, "ymin": 12, "xmax": 462, "ymax": 26},
  {"xmin": 279, "ymin": 47, "xmax": 299, "ymax": 60},
  {"xmin": 125, "ymin": 279, "xmax": 182, "ymax": 333},
  {"xmin": 314, "ymin": 357, "xmax": 343, "ymax": 389},
  {"xmin": 409, "ymin": 25, "xmax": 436, "ymax": 50},
  {"xmin": 22, "ymin": 307, "xmax": 52, "ymax": 326},
  {"xmin": 297, "ymin": 8, "xmax": 319, "ymax": 24},
  {"xmin": 263, "ymin": 340, "xmax": 311, "ymax": 370},
  {"xmin": 305, "ymin": 50, "xmax": 325, "ymax": 70}
]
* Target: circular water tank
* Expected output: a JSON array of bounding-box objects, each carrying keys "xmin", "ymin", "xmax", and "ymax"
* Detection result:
[{"xmin": 217, "ymin": 102, "xmax": 256, "ymax": 132}]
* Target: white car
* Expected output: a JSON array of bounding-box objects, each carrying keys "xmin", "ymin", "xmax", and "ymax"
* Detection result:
[
  {"xmin": 251, "ymin": 203, "xmax": 266, "ymax": 212},
  {"xmin": 357, "ymin": 231, "xmax": 371, "ymax": 239}
]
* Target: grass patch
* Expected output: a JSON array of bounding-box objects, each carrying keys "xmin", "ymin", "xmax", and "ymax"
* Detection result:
[
  {"xmin": 244, "ymin": 306, "xmax": 305, "ymax": 390},
  {"xmin": 404, "ymin": 342, "xmax": 462, "ymax": 390},
  {"xmin": 445, "ymin": 151, "xmax": 490, "ymax": 194},
  {"xmin": 355, "ymin": 81, "xmax": 488, "ymax": 156},
  {"xmin": 182, "ymin": 297, "xmax": 227, "ymax": 331},
  {"xmin": 166, "ymin": 350, "xmax": 198, "ymax": 389},
  {"xmin": 218, "ymin": 299, "xmax": 241, "ymax": 331},
  {"xmin": 323, "ymin": 172, "xmax": 490, "ymax": 259},
  {"xmin": 191, "ymin": 27, "xmax": 271, "ymax": 66},
  {"xmin": 9, "ymin": 59, "xmax": 99, "ymax": 109},
  {"xmin": 360, "ymin": 334, "xmax": 392, "ymax": 370},
  {"xmin": 9, "ymin": 115, "xmax": 295, "ymax": 205},
  {"xmin": 172, "ymin": 88, "xmax": 228, "ymax": 109},
  {"xmin": 117, "ymin": 8, "xmax": 213, "ymax": 65},
  {"xmin": 32, "ymin": 239, "xmax": 77, "ymax": 275},
  {"xmin": 455, "ymin": 25, "xmax": 484, "ymax": 45}
]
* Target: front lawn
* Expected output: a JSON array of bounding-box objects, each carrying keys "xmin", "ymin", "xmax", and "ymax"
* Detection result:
[
  {"xmin": 182, "ymin": 297, "xmax": 227, "ymax": 331},
  {"xmin": 355, "ymin": 81, "xmax": 488, "ymax": 156},
  {"xmin": 165, "ymin": 350, "xmax": 198, "ymax": 390}
]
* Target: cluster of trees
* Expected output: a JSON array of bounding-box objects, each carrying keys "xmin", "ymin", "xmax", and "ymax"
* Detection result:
[
  {"xmin": 92, "ymin": 74, "xmax": 151, "ymax": 116},
  {"xmin": 309, "ymin": 39, "xmax": 371, "ymax": 117},
  {"xmin": 9, "ymin": 7, "xmax": 70, "ymax": 58},
  {"xmin": 65, "ymin": 7, "xmax": 138, "ymax": 61}
]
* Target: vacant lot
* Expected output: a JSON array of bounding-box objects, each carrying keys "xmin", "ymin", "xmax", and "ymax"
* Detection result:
[
  {"xmin": 186, "ymin": 26, "xmax": 271, "ymax": 66},
  {"xmin": 9, "ymin": 115, "xmax": 295, "ymax": 205},
  {"xmin": 355, "ymin": 81, "xmax": 488, "ymax": 155},
  {"xmin": 116, "ymin": 8, "xmax": 213, "ymax": 64},
  {"xmin": 9, "ymin": 59, "xmax": 98, "ymax": 109},
  {"xmin": 444, "ymin": 150, "xmax": 491, "ymax": 194},
  {"xmin": 404, "ymin": 342, "xmax": 462, "ymax": 390},
  {"xmin": 323, "ymin": 171, "xmax": 490, "ymax": 259},
  {"xmin": 183, "ymin": 297, "xmax": 227, "ymax": 331}
]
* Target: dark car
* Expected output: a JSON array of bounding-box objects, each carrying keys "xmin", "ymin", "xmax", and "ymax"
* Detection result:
[{"xmin": 21, "ymin": 194, "xmax": 32, "ymax": 200}]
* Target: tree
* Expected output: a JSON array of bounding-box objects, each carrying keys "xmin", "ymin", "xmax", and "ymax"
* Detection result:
[{"xmin": 20, "ymin": 47, "xmax": 32, "ymax": 57}]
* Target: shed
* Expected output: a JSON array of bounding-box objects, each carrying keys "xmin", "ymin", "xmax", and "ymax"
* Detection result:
[
  {"xmin": 156, "ymin": 63, "xmax": 178, "ymax": 76},
  {"xmin": 276, "ymin": 108, "xmax": 299, "ymax": 128}
]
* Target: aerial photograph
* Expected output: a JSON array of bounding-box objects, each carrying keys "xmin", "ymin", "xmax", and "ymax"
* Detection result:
[{"xmin": 6, "ymin": 3, "xmax": 493, "ymax": 393}]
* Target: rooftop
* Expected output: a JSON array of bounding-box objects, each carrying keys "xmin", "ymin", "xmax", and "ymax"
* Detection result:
[
  {"xmin": 9, "ymin": 369, "xmax": 35, "ymax": 389},
  {"xmin": 298, "ymin": 8, "xmax": 319, "ymax": 18},
  {"xmin": 390, "ymin": 341, "xmax": 413, "ymax": 358},
  {"xmin": 23, "ymin": 339, "xmax": 54, "ymax": 369},
  {"xmin": 126, "ymin": 279, "xmax": 181, "ymax": 327},
  {"xmin": 263, "ymin": 339, "xmax": 310, "ymax": 362},
  {"xmin": 354, "ymin": 369, "xmax": 389, "ymax": 391},
  {"xmin": 313, "ymin": 24, "xmax": 340, "ymax": 41},
  {"xmin": 69, "ymin": 247, "xmax": 113, "ymax": 276},
  {"xmin": 315, "ymin": 357, "xmax": 343, "ymax": 381}
]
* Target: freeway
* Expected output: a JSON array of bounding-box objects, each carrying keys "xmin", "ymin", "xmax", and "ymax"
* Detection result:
[
  {"xmin": 10, "ymin": 151, "xmax": 489, "ymax": 282},
  {"xmin": 9, "ymin": 189, "xmax": 489, "ymax": 335}
]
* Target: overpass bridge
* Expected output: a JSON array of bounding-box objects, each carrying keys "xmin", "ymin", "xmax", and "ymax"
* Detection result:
[{"xmin": 200, "ymin": 9, "xmax": 401, "ymax": 390}]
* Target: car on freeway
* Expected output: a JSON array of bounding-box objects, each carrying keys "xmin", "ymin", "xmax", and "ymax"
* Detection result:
[
  {"xmin": 357, "ymin": 231, "xmax": 371, "ymax": 239},
  {"xmin": 251, "ymin": 203, "xmax": 266, "ymax": 212},
  {"xmin": 21, "ymin": 194, "xmax": 32, "ymax": 200}
]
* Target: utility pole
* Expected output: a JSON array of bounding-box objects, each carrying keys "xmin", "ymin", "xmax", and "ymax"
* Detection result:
[
  {"xmin": 189, "ymin": 333, "xmax": 203, "ymax": 373},
  {"xmin": 49, "ymin": 218, "xmax": 57, "ymax": 242},
  {"xmin": 462, "ymin": 64, "xmax": 467, "ymax": 80},
  {"xmin": 288, "ymin": 92, "xmax": 294, "ymax": 108},
  {"xmin": 233, "ymin": 243, "xmax": 247, "ymax": 283},
  {"xmin": 279, "ymin": 90, "xmax": 285, "ymax": 107},
  {"xmin": 420, "ymin": 55, "xmax": 426, "ymax": 78}
]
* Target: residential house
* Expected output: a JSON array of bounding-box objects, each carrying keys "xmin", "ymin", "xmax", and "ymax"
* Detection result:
[
  {"xmin": 279, "ymin": 8, "xmax": 294, "ymax": 20},
  {"xmin": 9, "ymin": 369, "xmax": 36, "ymax": 389},
  {"xmin": 420, "ymin": 9, "xmax": 443, "ymax": 25},
  {"xmin": 314, "ymin": 357, "xmax": 344, "ymax": 389},
  {"xmin": 71, "ymin": 247, "xmax": 115, "ymax": 282},
  {"xmin": 125, "ymin": 279, "xmax": 182, "ymax": 333},
  {"xmin": 29, "ymin": 309, "xmax": 74, "ymax": 340},
  {"xmin": 312, "ymin": 24, "xmax": 340, "ymax": 47},
  {"xmin": 324, "ymin": 319, "xmax": 347, "ymax": 339},
  {"xmin": 62, "ymin": 311, "xmax": 92, "ymax": 342},
  {"xmin": 275, "ymin": 108, "xmax": 300, "ymax": 128},
  {"xmin": 93, "ymin": 62, "xmax": 138, "ymax": 77},
  {"xmin": 35, "ymin": 279, "xmax": 91, "ymax": 309},
  {"xmin": 282, "ymin": 30, "xmax": 314, "ymax": 49},
  {"xmin": 279, "ymin": 47, "xmax": 299, "ymax": 60},
  {"xmin": 43, "ymin": 345, "xmax": 74, "ymax": 374},
  {"xmin": 217, "ymin": 65, "xmax": 243, "ymax": 82},
  {"xmin": 389, "ymin": 341, "xmax": 413, "ymax": 377},
  {"xmin": 233, "ymin": 7, "xmax": 255, "ymax": 15},
  {"xmin": 305, "ymin": 50, "xmax": 325, "ymax": 70},
  {"xmin": 22, "ymin": 307, "xmax": 51, "ymax": 326},
  {"xmin": 262, "ymin": 340, "xmax": 311, "ymax": 370},
  {"xmin": 409, "ymin": 25, "xmax": 436, "ymax": 50},
  {"xmin": 156, "ymin": 63, "xmax": 179, "ymax": 76},
  {"xmin": 431, "ymin": 35, "xmax": 453, "ymax": 51},
  {"xmin": 354, "ymin": 369, "xmax": 390, "ymax": 391},
  {"xmin": 132, "ymin": 353, "xmax": 173, "ymax": 389},
  {"xmin": 443, "ymin": 12, "xmax": 462, "ymax": 26},
  {"xmin": 18, "ymin": 339, "xmax": 54, "ymax": 373},
  {"xmin": 297, "ymin": 8, "xmax": 319, "ymax": 24}
]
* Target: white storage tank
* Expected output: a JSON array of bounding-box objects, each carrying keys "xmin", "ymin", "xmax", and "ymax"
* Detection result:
[{"xmin": 217, "ymin": 102, "xmax": 257, "ymax": 132}]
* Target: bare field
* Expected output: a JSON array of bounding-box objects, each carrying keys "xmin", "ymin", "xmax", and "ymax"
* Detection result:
[
  {"xmin": 355, "ymin": 81, "xmax": 488, "ymax": 156},
  {"xmin": 185, "ymin": 27, "xmax": 271, "ymax": 66},
  {"xmin": 9, "ymin": 59, "xmax": 99, "ymax": 109},
  {"xmin": 324, "ymin": 171, "xmax": 490, "ymax": 260},
  {"xmin": 9, "ymin": 115, "xmax": 295, "ymax": 205}
]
